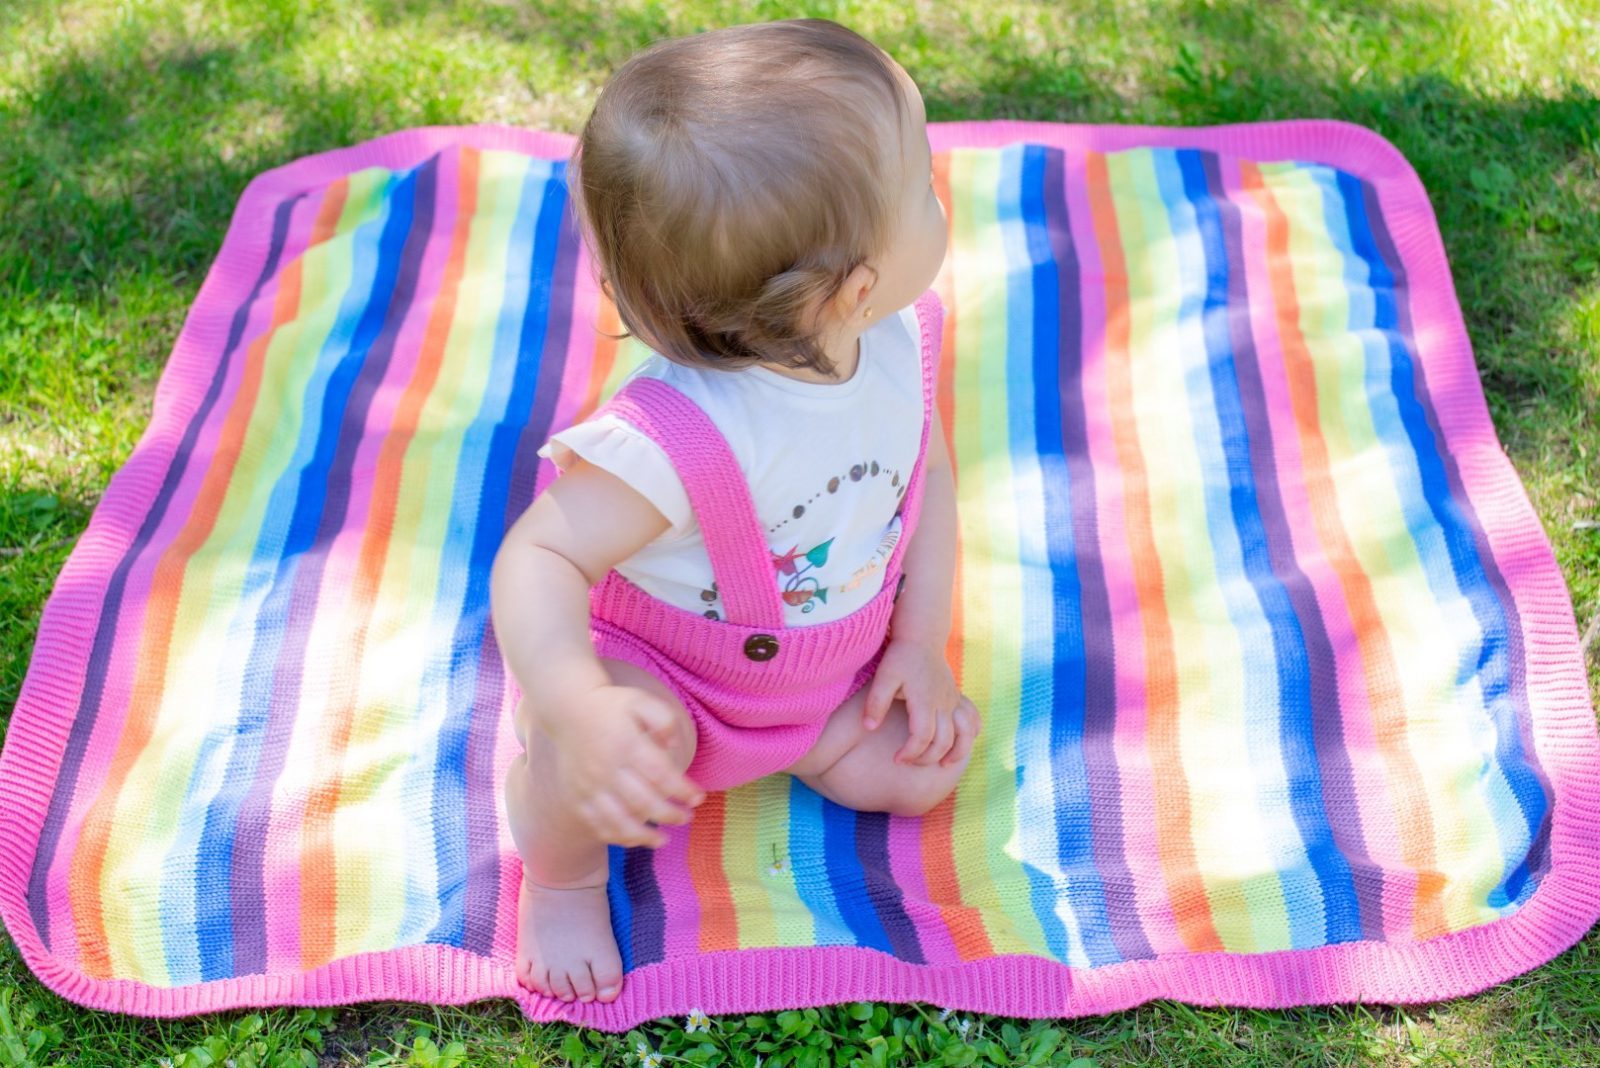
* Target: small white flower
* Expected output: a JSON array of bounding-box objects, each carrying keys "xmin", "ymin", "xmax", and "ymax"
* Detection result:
[
  {"xmin": 766, "ymin": 856, "xmax": 792, "ymax": 876},
  {"xmin": 755, "ymin": 1057, "xmax": 763, "ymax": 1068},
  {"xmin": 641, "ymin": 1053, "xmax": 663, "ymax": 1068},
  {"xmin": 685, "ymin": 1007, "xmax": 712, "ymax": 1032},
  {"xmin": 158, "ymin": 1061, "xmax": 173, "ymax": 1068},
  {"xmin": 635, "ymin": 1040, "xmax": 652, "ymax": 1058},
  {"xmin": 226, "ymin": 1061, "xmax": 237, "ymax": 1068},
  {"xmin": 937, "ymin": 1007, "xmax": 953, "ymax": 1021},
  {"xmin": 955, "ymin": 1017, "xmax": 971, "ymax": 1039}
]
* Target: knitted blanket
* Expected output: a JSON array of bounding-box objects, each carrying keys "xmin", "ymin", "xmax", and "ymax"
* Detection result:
[{"xmin": 2, "ymin": 121, "xmax": 1596, "ymax": 1030}]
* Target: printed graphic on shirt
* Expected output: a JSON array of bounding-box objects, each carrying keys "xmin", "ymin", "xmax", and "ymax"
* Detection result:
[
  {"xmin": 765, "ymin": 459, "xmax": 905, "ymax": 534},
  {"xmin": 773, "ymin": 537, "xmax": 834, "ymax": 612},
  {"xmin": 698, "ymin": 516, "xmax": 902, "ymax": 620}
]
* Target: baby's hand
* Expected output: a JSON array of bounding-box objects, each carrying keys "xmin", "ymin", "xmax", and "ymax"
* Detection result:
[
  {"xmin": 541, "ymin": 684, "xmax": 705, "ymax": 848},
  {"xmin": 862, "ymin": 638, "xmax": 981, "ymax": 768}
]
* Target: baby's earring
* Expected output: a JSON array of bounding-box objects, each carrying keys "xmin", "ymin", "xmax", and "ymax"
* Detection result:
[{"xmin": 862, "ymin": 305, "xmax": 873, "ymax": 320}]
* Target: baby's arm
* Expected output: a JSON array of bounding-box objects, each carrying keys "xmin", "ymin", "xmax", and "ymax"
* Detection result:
[
  {"xmin": 887, "ymin": 405, "xmax": 958, "ymax": 651},
  {"xmin": 491, "ymin": 459, "xmax": 705, "ymax": 842},
  {"xmin": 864, "ymin": 406, "xmax": 981, "ymax": 767},
  {"xmin": 491, "ymin": 458, "xmax": 668, "ymax": 705}
]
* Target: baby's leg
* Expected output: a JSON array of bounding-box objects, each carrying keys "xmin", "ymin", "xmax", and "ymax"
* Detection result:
[
  {"xmin": 504, "ymin": 657, "xmax": 697, "ymax": 1004},
  {"xmin": 784, "ymin": 683, "xmax": 972, "ymax": 817}
]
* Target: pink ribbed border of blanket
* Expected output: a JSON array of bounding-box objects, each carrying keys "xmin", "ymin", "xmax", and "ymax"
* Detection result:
[{"xmin": 0, "ymin": 120, "xmax": 1594, "ymax": 1029}]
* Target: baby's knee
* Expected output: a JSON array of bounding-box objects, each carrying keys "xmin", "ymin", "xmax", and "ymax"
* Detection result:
[
  {"xmin": 884, "ymin": 782, "xmax": 951, "ymax": 819},
  {"xmin": 886, "ymin": 755, "xmax": 969, "ymax": 818}
]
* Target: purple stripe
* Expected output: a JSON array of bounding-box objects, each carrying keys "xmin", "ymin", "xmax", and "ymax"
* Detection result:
[
  {"xmin": 25, "ymin": 192, "xmax": 308, "ymax": 951},
  {"xmin": 1044, "ymin": 147, "xmax": 1150, "ymax": 961},
  {"xmin": 854, "ymin": 811, "xmax": 925, "ymax": 963},
  {"xmin": 622, "ymin": 839, "xmax": 665, "ymax": 965},
  {"xmin": 1210, "ymin": 156, "xmax": 1385, "ymax": 939},
  {"xmin": 226, "ymin": 156, "xmax": 440, "ymax": 976},
  {"xmin": 461, "ymin": 175, "xmax": 584, "ymax": 955}
]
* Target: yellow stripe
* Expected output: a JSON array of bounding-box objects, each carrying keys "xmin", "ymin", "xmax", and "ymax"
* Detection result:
[
  {"xmin": 1111, "ymin": 150, "xmax": 1252, "ymax": 951},
  {"xmin": 947, "ymin": 148, "xmax": 1044, "ymax": 956},
  {"xmin": 101, "ymin": 169, "xmax": 383, "ymax": 982}
]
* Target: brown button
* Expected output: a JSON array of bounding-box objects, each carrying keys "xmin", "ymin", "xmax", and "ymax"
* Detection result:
[{"xmin": 743, "ymin": 634, "xmax": 779, "ymax": 661}]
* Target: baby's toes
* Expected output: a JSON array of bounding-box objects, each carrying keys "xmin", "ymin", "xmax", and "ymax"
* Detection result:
[
  {"xmin": 515, "ymin": 956, "xmax": 543, "ymax": 994},
  {"xmin": 593, "ymin": 958, "xmax": 624, "ymax": 1003},
  {"xmin": 570, "ymin": 963, "xmax": 598, "ymax": 1003},
  {"xmin": 550, "ymin": 967, "xmax": 580, "ymax": 1001}
]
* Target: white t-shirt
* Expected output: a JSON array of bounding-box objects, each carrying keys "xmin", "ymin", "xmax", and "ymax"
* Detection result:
[{"xmin": 538, "ymin": 303, "xmax": 925, "ymax": 626}]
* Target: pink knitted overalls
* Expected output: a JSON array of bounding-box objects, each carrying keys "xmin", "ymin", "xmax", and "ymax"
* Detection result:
[{"xmin": 579, "ymin": 289, "xmax": 944, "ymax": 792}]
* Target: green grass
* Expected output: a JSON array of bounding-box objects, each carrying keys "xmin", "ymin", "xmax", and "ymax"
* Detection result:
[{"xmin": 1, "ymin": 0, "xmax": 1597, "ymax": 1064}]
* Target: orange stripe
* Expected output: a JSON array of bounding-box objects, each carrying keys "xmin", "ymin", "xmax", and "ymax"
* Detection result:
[
  {"xmin": 1088, "ymin": 153, "xmax": 1223, "ymax": 954},
  {"xmin": 569, "ymin": 290, "xmax": 622, "ymax": 425},
  {"xmin": 1241, "ymin": 161, "xmax": 1444, "ymax": 938},
  {"xmin": 69, "ymin": 180, "xmax": 350, "ymax": 978},
  {"xmin": 919, "ymin": 150, "xmax": 993, "ymax": 962},
  {"xmin": 688, "ymin": 792, "xmax": 738, "ymax": 951},
  {"xmin": 297, "ymin": 149, "xmax": 483, "ymax": 970}
]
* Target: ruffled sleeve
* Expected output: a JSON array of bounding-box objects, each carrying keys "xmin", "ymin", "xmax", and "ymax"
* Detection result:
[{"xmin": 537, "ymin": 415, "xmax": 695, "ymax": 536}]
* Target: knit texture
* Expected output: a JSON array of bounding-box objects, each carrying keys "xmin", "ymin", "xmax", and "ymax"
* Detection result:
[{"xmin": 0, "ymin": 122, "xmax": 1595, "ymax": 1030}]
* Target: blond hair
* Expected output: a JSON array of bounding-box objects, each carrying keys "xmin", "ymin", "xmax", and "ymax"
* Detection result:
[{"xmin": 567, "ymin": 18, "xmax": 908, "ymax": 376}]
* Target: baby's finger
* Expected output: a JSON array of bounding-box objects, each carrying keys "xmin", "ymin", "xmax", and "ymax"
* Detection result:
[
  {"xmin": 862, "ymin": 672, "xmax": 900, "ymax": 731},
  {"xmin": 590, "ymin": 791, "xmax": 665, "ymax": 848},
  {"xmin": 628, "ymin": 693, "xmax": 681, "ymax": 747},
  {"xmin": 894, "ymin": 702, "xmax": 935, "ymax": 764},
  {"xmin": 940, "ymin": 704, "xmax": 980, "ymax": 768},
  {"xmin": 631, "ymin": 740, "xmax": 706, "ymax": 808},
  {"xmin": 918, "ymin": 710, "xmax": 956, "ymax": 767},
  {"xmin": 614, "ymin": 766, "xmax": 690, "ymax": 827}
]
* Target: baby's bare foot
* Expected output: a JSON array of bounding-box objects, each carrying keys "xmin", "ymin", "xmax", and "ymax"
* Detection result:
[{"xmin": 515, "ymin": 869, "xmax": 623, "ymax": 1004}]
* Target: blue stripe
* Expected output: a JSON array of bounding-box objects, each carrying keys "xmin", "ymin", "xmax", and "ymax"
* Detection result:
[
  {"xmin": 1003, "ymin": 144, "xmax": 1075, "ymax": 965},
  {"xmin": 1326, "ymin": 168, "xmax": 1549, "ymax": 908},
  {"xmin": 428, "ymin": 159, "xmax": 566, "ymax": 945},
  {"xmin": 1173, "ymin": 149, "xmax": 1361, "ymax": 946},
  {"xmin": 192, "ymin": 166, "xmax": 416, "ymax": 981},
  {"xmin": 813, "ymin": 799, "xmax": 891, "ymax": 954},
  {"xmin": 1030, "ymin": 145, "xmax": 1121, "ymax": 965},
  {"xmin": 159, "ymin": 176, "xmax": 393, "ymax": 984},
  {"xmin": 398, "ymin": 155, "xmax": 545, "ymax": 943},
  {"xmin": 606, "ymin": 844, "xmax": 634, "ymax": 972}
]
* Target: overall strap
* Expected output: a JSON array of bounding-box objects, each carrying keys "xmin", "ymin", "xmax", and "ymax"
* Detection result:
[
  {"xmin": 885, "ymin": 289, "xmax": 945, "ymax": 575},
  {"xmin": 595, "ymin": 376, "xmax": 788, "ymax": 630}
]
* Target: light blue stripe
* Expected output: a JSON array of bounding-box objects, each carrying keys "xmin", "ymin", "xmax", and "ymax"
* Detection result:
[
  {"xmin": 1307, "ymin": 164, "xmax": 1530, "ymax": 901},
  {"xmin": 393, "ymin": 155, "xmax": 550, "ymax": 941},
  {"xmin": 999, "ymin": 144, "xmax": 1080, "ymax": 967},
  {"xmin": 156, "ymin": 173, "xmax": 397, "ymax": 983},
  {"xmin": 1152, "ymin": 149, "xmax": 1315, "ymax": 946},
  {"xmin": 787, "ymin": 778, "xmax": 856, "ymax": 946}
]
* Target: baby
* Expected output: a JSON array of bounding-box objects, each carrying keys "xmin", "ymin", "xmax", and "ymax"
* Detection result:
[{"xmin": 491, "ymin": 18, "xmax": 980, "ymax": 1005}]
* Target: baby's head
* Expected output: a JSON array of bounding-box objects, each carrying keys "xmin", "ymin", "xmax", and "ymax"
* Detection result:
[{"xmin": 569, "ymin": 18, "xmax": 946, "ymax": 376}]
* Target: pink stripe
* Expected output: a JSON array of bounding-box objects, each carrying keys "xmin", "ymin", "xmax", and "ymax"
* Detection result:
[
  {"xmin": 654, "ymin": 817, "xmax": 702, "ymax": 960},
  {"xmin": 0, "ymin": 122, "xmax": 1593, "ymax": 1028},
  {"xmin": 541, "ymin": 220, "xmax": 604, "ymax": 496},
  {"xmin": 1223, "ymin": 157, "xmax": 1416, "ymax": 939},
  {"xmin": 260, "ymin": 149, "xmax": 465, "ymax": 971},
  {"xmin": 1066, "ymin": 153, "xmax": 1183, "ymax": 957},
  {"xmin": 887, "ymin": 813, "xmax": 959, "ymax": 963}
]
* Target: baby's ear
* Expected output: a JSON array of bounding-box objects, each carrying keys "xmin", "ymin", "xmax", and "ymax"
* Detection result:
[{"xmin": 829, "ymin": 261, "xmax": 877, "ymax": 321}]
